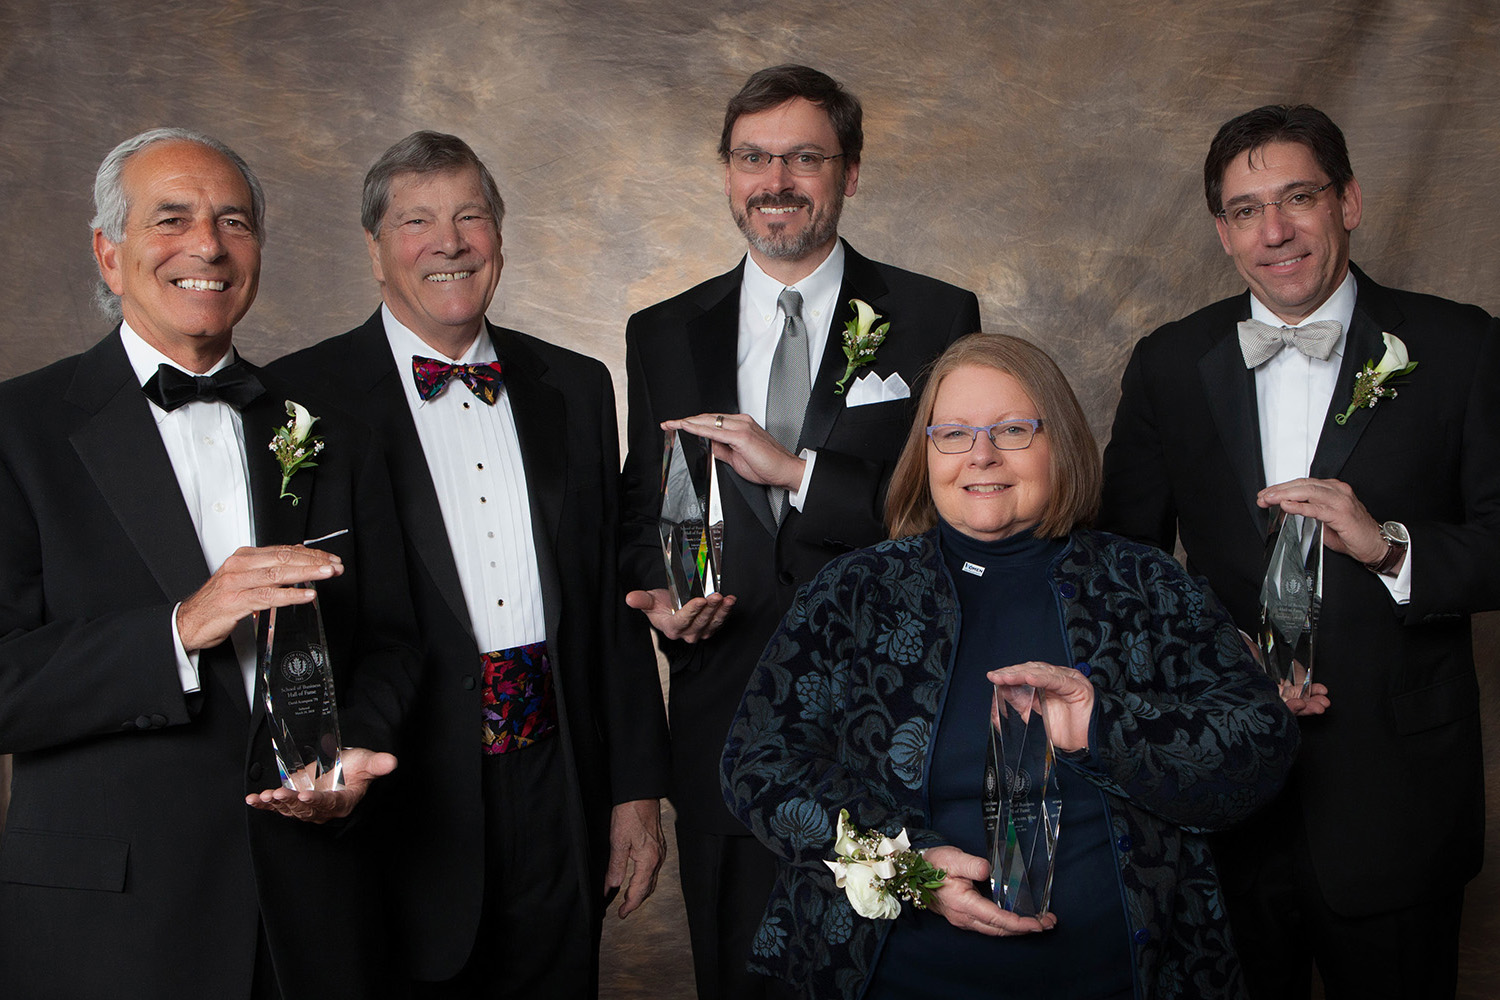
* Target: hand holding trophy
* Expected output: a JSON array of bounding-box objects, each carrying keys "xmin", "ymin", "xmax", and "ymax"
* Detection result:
[
  {"xmin": 257, "ymin": 532, "xmax": 350, "ymax": 792},
  {"xmin": 659, "ymin": 428, "xmax": 724, "ymax": 609},
  {"xmin": 1258, "ymin": 506, "xmax": 1322, "ymax": 701}
]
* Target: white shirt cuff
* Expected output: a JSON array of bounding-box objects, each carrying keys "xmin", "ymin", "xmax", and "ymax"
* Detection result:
[
  {"xmin": 1377, "ymin": 533, "xmax": 1412, "ymax": 605},
  {"xmin": 172, "ymin": 602, "xmax": 202, "ymax": 694},
  {"xmin": 788, "ymin": 449, "xmax": 818, "ymax": 512}
]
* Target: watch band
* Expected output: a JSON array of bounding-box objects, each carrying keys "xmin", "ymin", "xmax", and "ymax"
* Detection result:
[{"xmin": 1364, "ymin": 522, "xmax": 1409, "ymax": 576}]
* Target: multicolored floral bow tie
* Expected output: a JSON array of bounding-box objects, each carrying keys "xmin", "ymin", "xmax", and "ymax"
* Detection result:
[{"xmin": 411, "ymin": 356, "xmax": 504, "ymax": 405}]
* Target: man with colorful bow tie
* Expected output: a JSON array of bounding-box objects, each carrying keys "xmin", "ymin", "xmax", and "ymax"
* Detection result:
[
  {"xmin": 1099, "ymin": 104, "xmax": 1500, "ymax": 999},
  {"xmin": 619, "ymin": 65, "xmax": 981, "ymax": 999},
  {"xmin": 270, "ymin": 131, "xmax": 669, "ymax": 998},
  {"xmin": 0, "ymin": 128, "xmax": 421, "ymax": 999}
]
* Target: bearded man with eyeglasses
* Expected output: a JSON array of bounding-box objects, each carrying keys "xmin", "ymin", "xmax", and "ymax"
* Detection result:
[
  {"xmin": 1100, "ymin": 104, "xmax": 1500, "ymax": 1000},
  {"xmin": 619, "ymin": 64, "xmax": 980, "ymax": 1000}
]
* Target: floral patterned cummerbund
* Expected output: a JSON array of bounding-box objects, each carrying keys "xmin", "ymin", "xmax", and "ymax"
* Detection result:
[{"xmin": 480, "ymin": 641, "xmax": 558, "ymax": 754}]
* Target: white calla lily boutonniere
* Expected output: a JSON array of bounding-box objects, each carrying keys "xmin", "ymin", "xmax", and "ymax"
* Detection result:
[
  {"xmin": 834, "ymin": 299, "xmax": 891, "ymax": 396},
  {"xmin": 823, "ymin": 808, "xmax": 946, "ymax": 919},
  {"xmin": 268, "ymin": 400, "xmax": 326, "ymax": 506},
  {"xmin": 1334, "ymin": 333, "xmax": 1417, "ymax": 425}
]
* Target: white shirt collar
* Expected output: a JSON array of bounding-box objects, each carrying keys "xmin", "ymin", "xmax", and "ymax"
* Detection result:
[
  {"xmin": 1248, "ymin": 268, "xmax": 1358, "ymax": 361},
  {"xmin": 119, "ymin": 321, "xmax": 238, "ymax": 422},
  {"xmin": 742, "ymin": 239, "xmax": 846, "ymax": 321}
]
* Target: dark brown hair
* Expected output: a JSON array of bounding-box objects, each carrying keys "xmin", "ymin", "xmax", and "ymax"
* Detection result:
[
  {"xmin": 718, "ymin": 65, "xmax": 863, "ymax": 166},
  {"xmin": 1204, "ymin": 104, "xmax": 1353, "ymax": 214}
]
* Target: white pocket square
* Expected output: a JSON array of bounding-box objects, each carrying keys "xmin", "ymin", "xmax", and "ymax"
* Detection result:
[{"xmin": 844, "ymin": 371, "xmax": 910, "ymax": 407}]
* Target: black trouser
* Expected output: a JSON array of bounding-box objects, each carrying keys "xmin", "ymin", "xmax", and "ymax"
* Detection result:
[
  {"xmin": 675, "ymin": 826, "xmax": 781, "ymax": 1000},
  {"xmin": 414, "ymin": 738, "xmax": 594, "ymax": 1000},
  {"xmin": 1223, "ymin": 803, "xmax": 1463, "ymax": 1000}
]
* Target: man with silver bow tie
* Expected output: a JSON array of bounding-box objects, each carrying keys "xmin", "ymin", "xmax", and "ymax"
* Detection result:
[{"xmin": 1099, "ymin": 104, "xmax": 1500, "ymax": 999}]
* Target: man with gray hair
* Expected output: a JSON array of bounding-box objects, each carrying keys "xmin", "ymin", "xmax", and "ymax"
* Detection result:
[
  {"xmin": 271, "ymin": 130, "xmax": 669, "ymax": 997},
  {"xmin": 0, "ymin": 128, "xmax": 420, "ymax": 998}
]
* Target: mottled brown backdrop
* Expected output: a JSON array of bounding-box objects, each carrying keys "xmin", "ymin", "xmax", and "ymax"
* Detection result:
[{"xmin": 2, "ymin": 1, "xmax": 1498, "ymax": 996}]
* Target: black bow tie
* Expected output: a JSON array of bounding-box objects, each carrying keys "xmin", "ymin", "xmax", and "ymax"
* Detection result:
[{"xmin": 141, "ymin": 361, "xmax": 265, "ymax": 412}]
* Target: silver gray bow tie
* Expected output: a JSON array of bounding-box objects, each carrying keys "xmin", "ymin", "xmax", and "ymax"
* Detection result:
[{"xmin": 1237, "ymin": 318, "xmax": 1343, "ymax": 369}]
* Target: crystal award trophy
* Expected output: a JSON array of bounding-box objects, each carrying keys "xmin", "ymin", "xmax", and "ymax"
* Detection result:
[
  {"xmin": 258, "ymin": 584, "xmax": 344, "ymax": 791},
  {"xmin": 982, "ymin": 683, "xmax": 1061, "ymax": 916},
  {"xmin": 659, "ymin": 428, "xmax": 723, "ymax": 610},
  {"xmin": 1257, "ymin": 506, "xmax": 1322, "ymax": 700}
]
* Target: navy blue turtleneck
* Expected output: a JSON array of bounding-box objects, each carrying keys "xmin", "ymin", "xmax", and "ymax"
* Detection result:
[{"xmin": 865, "ymin": 521, "xmax": 1133, "ymax": 1000}]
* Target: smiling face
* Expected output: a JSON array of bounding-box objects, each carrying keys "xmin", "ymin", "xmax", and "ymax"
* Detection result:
[
  {"xmin": 1214, "ymin": 140, "xmax": 1362, "ymax": 325},
  {"xmin": 926, "ymin": 365, "xmax": 1053, "ymax": 542},
  {"xmin": 92, "ymin": 140, "xmax": 261, "ymax": 371},
  {"xmin": 366, "ymin": 166, "xmax": 503, "ymax": 357},
  {"xmin": 724, "ymin": 97, "xmax": 858, "ymax": 279}
]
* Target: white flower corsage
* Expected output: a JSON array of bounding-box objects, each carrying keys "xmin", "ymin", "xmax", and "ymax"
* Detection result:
[
  {"xmin": 834, "ymin": 299, "xmax": 891, "ymax": 396},
  {"xmin": 268, "ymin": 400, "xmax": 325, "ymax": 506},
  {"xmin": 1334, "ymin": 332, "xmax": 1416, "ymax": 425},
  {"xmin": 823, "ymin": 808, "xmax": 946, "ymax": 919}
]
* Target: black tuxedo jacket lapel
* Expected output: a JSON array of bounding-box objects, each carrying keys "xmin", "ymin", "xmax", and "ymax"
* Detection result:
[
  {"xmin": 687, "ymin": 273, "xmax": 742, "ymax": 417},
  {"xmin": 66, "ymin": 334, "xmax": 211, "ymax": 602},
  {"xmin": 1310, "ymin": 266, "xmax": 1402, "ymax": 481},
  {"xmin": 345, "ymin": 314, "xmax": 476, "ymax": 637},
  {"xmin": 688, "ymin": 266, "xmax": 777, "ymax": 536},
  {"xmin": 1195, "ymin": 265, "xmax": 1401, "ymax": 537},
  {"xmin": 800, "ymin": 242, "xmax": 891, "ymax": 453},
  {"xmin": 494, "ymin": 325, "xmax": 565, "ymax": 640},
  {"xmin": 1198, "ymin": 296, "xmax": 1270, "ymax": 535},
  {"xmin": 66, "ymin": 333, "xmax": 254, "ymax": 715}
]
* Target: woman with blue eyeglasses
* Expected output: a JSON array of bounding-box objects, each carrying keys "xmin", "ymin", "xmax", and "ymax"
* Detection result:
[{"xmin": 721, "ymin": 333, "xmax": 1299, "ymax": 1000}]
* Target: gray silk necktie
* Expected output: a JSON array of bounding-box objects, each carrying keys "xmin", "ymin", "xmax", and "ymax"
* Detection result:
[
  {"xmin": 765, "ymin": 288, "xmax": 811, "ymax": 524},
  {"xmin": 1237, "ymin": 318, "xmax": 1343, "ymax": 369}
]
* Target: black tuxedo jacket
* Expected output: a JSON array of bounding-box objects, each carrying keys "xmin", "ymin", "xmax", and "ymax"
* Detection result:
[
  {"xmin": 0, "ymin": 330, "xmax": 420, "ymax": 999},
  {"xmin": 1098, "ymin": 264, "xmax": 1500, "ymax": 916},
  {"xmin": 620, "ymin": 240, "xmax": 981, "ymax": 834},
  {"xmin": 270, "ymin": 311, "xmax": 670, "ymax": 980}
]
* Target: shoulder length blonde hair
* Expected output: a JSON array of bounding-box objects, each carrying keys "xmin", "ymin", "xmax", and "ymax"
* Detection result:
[{"xmin": 885, "ymin": 333, "xmax": 1101, "ymax": 540}]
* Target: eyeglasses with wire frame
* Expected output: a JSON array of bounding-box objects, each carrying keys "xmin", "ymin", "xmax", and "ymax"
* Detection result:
[
  {"xmin": 926, "ymin": 419, "xmax": 1044, "ymax": 454},
  {"xmin": 1215, "ymin": 182, "xmax": 1335, "ymax": 230},
  {"xmin": 728, "ymin": 148, "xmax": 847, "ymax": 176}
]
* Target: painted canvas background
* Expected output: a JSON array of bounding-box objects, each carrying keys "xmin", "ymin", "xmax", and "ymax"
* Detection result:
[{"xmin": 2, "ymin": 1, "xmax": 1498, "ymax": 995}]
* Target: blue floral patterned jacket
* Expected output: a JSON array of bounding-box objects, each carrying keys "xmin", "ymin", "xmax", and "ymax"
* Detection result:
[{"xmin": 721, "ymin": 528, "xmax": 1298, "ymax": 1000}]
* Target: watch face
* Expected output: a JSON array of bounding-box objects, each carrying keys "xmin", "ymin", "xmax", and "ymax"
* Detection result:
[{"xmin": 1382, "ymin": 521, "xmax": 1410, "ymax": 544}]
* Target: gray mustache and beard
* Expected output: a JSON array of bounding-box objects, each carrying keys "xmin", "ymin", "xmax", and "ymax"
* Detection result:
[{"xmin": 732, "ymin": 189, "xmax": 845, "ymax": 262}]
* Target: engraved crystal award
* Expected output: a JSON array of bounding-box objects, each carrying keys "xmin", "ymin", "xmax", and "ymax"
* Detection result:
[
  {"xmin": 983, "ymin": 683, "xmax": 1061, "ymax": 916},
  {"xmin": 258, "ymin": 584, "xmax": 344, "ymax": 791},
  {"xmin": 1257, "ymin": 506, "xmax": 1322, "ymax": 700},
  {"xmin": 658, "ymin": 428, "xmax": 723, "ymax": 610}
]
